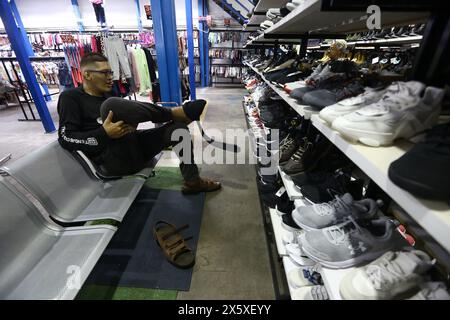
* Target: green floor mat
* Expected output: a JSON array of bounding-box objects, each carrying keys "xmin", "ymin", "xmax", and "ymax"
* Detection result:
[{"xmin": 145, "ymin": 166, "xmax": 183, "ymax": 191}]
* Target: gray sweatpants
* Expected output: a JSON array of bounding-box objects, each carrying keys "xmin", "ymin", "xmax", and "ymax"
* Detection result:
[{"xmin": 103, "ymin": 37, "xmax": 132, "ymax": 81}]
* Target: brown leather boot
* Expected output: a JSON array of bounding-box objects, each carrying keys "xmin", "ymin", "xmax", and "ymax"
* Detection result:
[{"xmin": 182, "ymin": 177, "xmax": 221, "ymax": 194}]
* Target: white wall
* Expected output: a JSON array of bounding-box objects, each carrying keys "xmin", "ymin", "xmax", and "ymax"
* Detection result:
[{"xmin": 0, "ymin": 0, "xmax": 199, "ymax": 31}]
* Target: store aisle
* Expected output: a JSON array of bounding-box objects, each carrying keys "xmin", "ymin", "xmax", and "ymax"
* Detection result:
[{"xmin": 177, "ymin": 87, "xmax": 275, "ymax": 299}]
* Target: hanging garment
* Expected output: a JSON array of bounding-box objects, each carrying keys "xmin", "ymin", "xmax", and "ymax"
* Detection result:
[
  {"xmin": 103, "ymin": 37, "xmax": 132, "ymax": 81},
  {"xmin": 128, "ymin": 48, "xmax": 140, "ymax": 92},
  {"xmin": 134, "ymin": 48, "xmax": 152, "ymax": 94},
  {"xmin": 92, "ymin": 2, "xmax": 106, "ymax": 24}
]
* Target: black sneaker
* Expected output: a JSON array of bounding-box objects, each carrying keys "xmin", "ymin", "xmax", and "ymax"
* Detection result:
[
  {"xmin": 276, "ymin": 196, "xmax": 294, "ymax": 216},
  {"xmin": 260, "ymin": 189, "xmax": 289, "ymax": 208},
  {"xmin": 301, "ymin": 172, "xmax": 365, "ymax": 204},
  {"xmin": 279, "ymin": 136, "xmax": 301, "ymax": 164},
  {"xmin": 281, "ymin": 212, "xmax": 302, "ymax": 231},
  {"xmin": 282, "ymin": 135, "xmax": 332, "ymax": 175},
  {"xmin": 388, "ymin": 123, "xmax": 450, "ymax": 202}
]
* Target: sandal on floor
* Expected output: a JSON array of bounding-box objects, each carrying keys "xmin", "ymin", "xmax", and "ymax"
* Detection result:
[{"xmin": 153, "ymin": 220, "xmax": 195, "ymax": 269}]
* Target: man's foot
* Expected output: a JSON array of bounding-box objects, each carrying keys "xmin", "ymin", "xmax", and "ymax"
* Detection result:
[
  {"xmin": 182, "ymin": 99, "xmax": 208, "ymax": 121},
  {"xmin": 182, "ymin": 177, "xmax": 221, "ymax": 194}
]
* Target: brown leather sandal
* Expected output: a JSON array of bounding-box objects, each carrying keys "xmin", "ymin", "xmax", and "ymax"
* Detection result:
[
  {"xmin": 182, "ymin": 177, "xmax": 221, "ymax": 194},
  {"xmin": 153, "ymin": 220, "xmax": 195, "ymax": 269}
]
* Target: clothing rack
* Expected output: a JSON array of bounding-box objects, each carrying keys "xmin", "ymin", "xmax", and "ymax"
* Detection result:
[
  {"xmin": 0, "ymin": 56, "xmax": 65, "ymax": 121},
  {"xmin": 209, "ymin": 30, "xmax": 250, "ymax": 87}
]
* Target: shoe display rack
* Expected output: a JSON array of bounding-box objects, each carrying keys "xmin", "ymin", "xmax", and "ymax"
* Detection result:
[
  {"xmin": 244, "ymin": 61, "xmax": 317, "ymax": 119},
  {"xmin": 246, "ymin": 59, "xmax": 450, "ymax": 252},
  {"xmin": 243, "ymin": 1, "xmax": 450, "ymax": 300},
  {"xmin": 246, "ymin": 0, "xmax": 429, "ymax": 45},
  {"xmin": 245, "ymin": 94, "xmax": 355, "ymax": 300}
]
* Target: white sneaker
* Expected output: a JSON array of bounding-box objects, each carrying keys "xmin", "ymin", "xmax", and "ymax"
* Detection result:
[
  {"xmin": 331, "ymin": 81, "xmax": 444, "ymax": 147},
  {"xmin": 287, "ymin": 265, "xmax": 322, "ymax": 288},
  {"xmin": 319, "ymin": 87, "xmax": 386, "ymax": 124},
  {"xmin": 291, "ymin": 285, "xmax": 329, "ymax": 300},
  {"xmin": 286, "ymin": 243, "xmax": 316, "ymax": 267},
  {"xmin": 408, "ymin": 282, "xmax": 450, "ymax": 300},
  {"xmin": 339, "ymin": 250, "xmax": 434, "ymax": 300},
  {"xmin": 286, "ymin": 3, "xmax": 299, "ymax": 11}
]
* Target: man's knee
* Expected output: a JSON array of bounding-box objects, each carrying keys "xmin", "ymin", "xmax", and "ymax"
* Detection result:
[{"xmin": 100, "ymin": 97, "xmax": 124, "ymax": 121}]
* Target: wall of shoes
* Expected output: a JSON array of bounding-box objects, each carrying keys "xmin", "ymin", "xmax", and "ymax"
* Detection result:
[
  {"xmin": 242, "ymin": 0, "xmax": 450, "ymax": 300},
  {"xmin": 209, "ymin": 30, "xmax": 251, "ymax": 86}
]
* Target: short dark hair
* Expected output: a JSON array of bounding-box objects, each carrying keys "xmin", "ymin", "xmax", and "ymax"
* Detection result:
[{"xmin": 80, "ymin": 53, "xmax": 108, "ymax": 69}]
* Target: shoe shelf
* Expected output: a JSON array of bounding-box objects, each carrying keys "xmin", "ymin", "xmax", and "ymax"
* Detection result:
[
  {"xmin": 346, "ymin": 35, "xmax": 423, "ymax": 47},
  {"xmin": 311, "ymin": 114, "xmax": 450, "ymax": 252},
  {"xmin": 244, "ymin": 61, "xmax": 318, "ymax": 119},
  {"xmin": 318, "ymin": 266, "xmax": 355, "ymax": 300},
  {"xmin": 278, "ymin": 166, "xmax": 304, "ymax": 200},
  {"xmin": 263, "ymin": 0, "xmax": 429, "ymax": 36},
  {"xmin": 282, "ymin": 255, "xmax": 302, "ymax": 300},
  {"xmin": 269, "ymin": 208, "xmax": 289, "ymax": 256}
]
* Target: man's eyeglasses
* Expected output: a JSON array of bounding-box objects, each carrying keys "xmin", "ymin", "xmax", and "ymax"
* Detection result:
[{"xmin": 86, "ymin": 69, "xmax": 114, "ymax": 77}]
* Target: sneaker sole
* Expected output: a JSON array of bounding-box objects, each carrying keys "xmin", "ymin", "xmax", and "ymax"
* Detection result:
[
  {"xmin": 332, "ymin": 112, "xmax": 440, "ymax": 147},
  {"xmin": 300, "ymin": 242, "xmax": 387, "ymax": 269}
]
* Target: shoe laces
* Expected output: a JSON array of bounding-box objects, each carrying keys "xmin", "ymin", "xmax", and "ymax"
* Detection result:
[
  {"xmin": 291, "ymin": 140, "xmax": 312, "ymax": 161},
  {"xmin": 360, "ymin": 82, "xmax": 414, "ymax": 113},
  {"xmin": 325, "ymin": 216, "xmax": 362, "ymax": 246},
  {"xmin": 365, "ymin": 252, "xmax": 405, "ymax": 289},
  {"xmin": 315, "ymin": 196, "xmax": 350, "ymax": 216}
]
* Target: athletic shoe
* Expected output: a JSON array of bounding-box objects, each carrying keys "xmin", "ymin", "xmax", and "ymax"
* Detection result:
[
  {"xmin": 291, "ymin": 285, "xmax": 329, "ymax": 300},
  {"xmin": 280, "ymin": 136, "xmax": 303, "ymax": 163},
  {"xmin": 286, "ymin": 243, "xmax": 317, "ymax": 266},
  {"xmin": 300, "ymin": 171, "xmax": 365, "ymax": 204},
  {"xmin": 282, "ymin": 135, "xmax": 331, "ymax": 174},
  {"xmin": 331, "ymin": 82, "xmax": 444, "ymax": 147},
  {"xmin": 319, "ymin": 87, "xmax": 387, "ymax": 124},
  {"xmin": 408, "ymin": 282, "xmax": 450, "ymax": 300},
  {"xmin": 388, "ymin": 123, "xmax": 450, "ymax": 202},
  {"xmin": 339, "ymin": 250, "xmax": 434, "ymax": 300},
  {"xmin": 282, "ymin": 212, "xmax": 302, "ymax": 231},
  {"xmin": 275, "ymin": 197, "xmax": 294, "ymax": 216},
  {"xmin": 299, "ymin": 217, "xmax": 409, "ymax": 269},
  {"xmin": 292, "ymin": 193, "xmax": 380, "ymax": 231},
  {"xmin": 288, "ymin": 265, "xmax": 322, "ymax": 288}
]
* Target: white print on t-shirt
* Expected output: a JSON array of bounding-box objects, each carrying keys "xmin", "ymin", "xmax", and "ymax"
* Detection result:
[{"xmin": 60, "ymin": 126, "xmax": 99, "ymax": 146}]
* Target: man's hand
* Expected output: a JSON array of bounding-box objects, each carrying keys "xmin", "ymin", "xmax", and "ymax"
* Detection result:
[{"xmin": 102, "ymin": 111, "xmax": 136, "ymax": 139}]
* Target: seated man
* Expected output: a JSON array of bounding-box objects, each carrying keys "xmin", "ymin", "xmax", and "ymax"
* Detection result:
[{"xmin": 57, "ymin": 52, "xmax": 221, "ymax": 194}]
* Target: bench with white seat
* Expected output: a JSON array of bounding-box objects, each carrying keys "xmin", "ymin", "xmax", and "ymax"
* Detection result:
[
  {"xmin": 1, "ymin": 141, "xmax": 156, "ymax": 223},
  {"xmin": 0, "ymin": 176, "xmax": 116, "ymax": 300}
]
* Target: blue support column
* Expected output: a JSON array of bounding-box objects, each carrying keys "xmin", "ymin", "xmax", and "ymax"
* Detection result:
[
  {"xmin": 185, "ymin": 0, "xmax": 196, "ymax": 100},
  {"xmin": 150, "ymin": 0, "xmax": 182, "ymax": 105},
  {"xmin": 0, "ymin": 0, "xmax": 55, "ymax": 133},
  {"xmin": 42, "ymin": 84, "xmax": 52, "ymax": 101},
  {"xmin": 135, "ymin": 0, "xmax": 143, "ymax": 32},
  {"xmin": 9, "ymin": 0, "xmax": 34, "ymax": 57},
  {"xmin": 198, "ymin": 0, "xmax": 209, "ymax": 87},
  {"xmin": 71, "ymin": 0, "xmax": 85, "ymax": 32}
]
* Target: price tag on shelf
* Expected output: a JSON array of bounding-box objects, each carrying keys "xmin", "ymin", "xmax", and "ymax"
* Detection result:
[{"xmin": 276, "ymin": 186, "xmax": 286, "ymax": 197}]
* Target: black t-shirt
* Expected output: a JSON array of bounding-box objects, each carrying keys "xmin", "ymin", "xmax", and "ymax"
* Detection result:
[
  {"xmin": 57, "ymin": 86, "xmax": 147, "ymax": 175},
  {"xmin": 57, "ymin": 86, "xmax": 110, "ymax": 158}
]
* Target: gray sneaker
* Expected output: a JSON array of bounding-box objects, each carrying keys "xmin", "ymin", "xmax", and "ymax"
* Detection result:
[
  {"xmin": 339, "ymin": 250, "xmax": 434, "ymax": 300},
  {"xmin": 291, "ymin": 285, "xmax": 329, "ymax": 300},
  {"xmin": 292, "ymin": 193, "xmax": 379, "ymax": 231},
  {"xmin": 299, "ymin": 217, "xmax": 408, "ymax": 269},
  {"xmin": 408, "ymin": 282, "xmax": 450, "ymax": 300}
]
